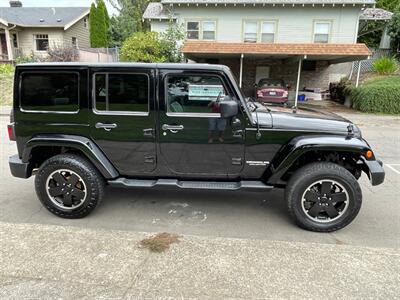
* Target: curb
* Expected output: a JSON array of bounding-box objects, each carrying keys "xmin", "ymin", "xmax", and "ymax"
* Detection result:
[{"xmin": 0, "ymin": 106, "xmax": 11, "ymax": 116}]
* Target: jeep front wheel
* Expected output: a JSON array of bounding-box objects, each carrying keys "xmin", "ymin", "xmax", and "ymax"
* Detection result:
[
  {"xmin": 35, "ymin": 154, "xmax": 105, "ymax": 218},
  {"xmin": 285, "ymin": 162, "xmax": 362, "ymax": 232}
]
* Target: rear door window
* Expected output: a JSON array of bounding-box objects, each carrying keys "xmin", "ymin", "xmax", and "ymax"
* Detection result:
[
  {"xmin": 94, "ymin": 73, "xmax": 149, "ymax": 114},
  {"xmin": 20, "ymin": 72, "xmax": 79, "ymax": 112}
]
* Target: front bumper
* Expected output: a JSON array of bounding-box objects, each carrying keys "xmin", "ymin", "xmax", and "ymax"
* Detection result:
[
  {"xmin": 362, "ymin": 157, "xmax": 385, "ymax": 186},
  {"xmin": 9, "ymin": 154, "xmax": 31, "ymax": 179}
]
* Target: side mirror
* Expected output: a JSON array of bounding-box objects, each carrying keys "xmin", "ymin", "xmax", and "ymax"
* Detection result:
[{"xmin": 220, "ymin": 98, "xmax": 238, "ymax": 118}]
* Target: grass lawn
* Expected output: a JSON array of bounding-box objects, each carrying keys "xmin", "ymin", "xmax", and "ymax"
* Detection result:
[{"xmin": 0, "ymin": 73, "xmax": 14, "ymax": 106}]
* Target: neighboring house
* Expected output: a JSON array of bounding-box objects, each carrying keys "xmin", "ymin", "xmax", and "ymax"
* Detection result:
[
  {"xmin": 359, "ymin": 8, "xmax": 393, "ymax": 49},
  {"xmin": 0, "ymin": 1, "xmax": 90, "ymax": 61},
  {"xmin": 144, "ymin": 0, "xmax": 374, "ymax": 97}
]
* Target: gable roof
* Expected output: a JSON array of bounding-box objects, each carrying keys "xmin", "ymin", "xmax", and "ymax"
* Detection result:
[
  {"xmin": 161, "ymin": 0, "xmax": 375, "ymax": 4},
  {"xmin": 0, "ymin": 7, "xmax": 89, "ymax": 29},
  {"xmin": 360, "ymin": 8, "xmax": 393, "ymax": 20},
  {"xmin": 143, "ymin": 2, "xmax": 176, "ymax": 20}
]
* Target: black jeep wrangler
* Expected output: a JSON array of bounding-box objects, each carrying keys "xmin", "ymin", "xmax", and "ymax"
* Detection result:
[{"xmin": 8, "ymin": 63, "xmax": 385, "ymax": 232}]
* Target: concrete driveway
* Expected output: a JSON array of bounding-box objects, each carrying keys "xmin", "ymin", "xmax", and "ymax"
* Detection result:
[{"xmin": 1, "ymin": 109, "xmax": 400, "ymax": 298}]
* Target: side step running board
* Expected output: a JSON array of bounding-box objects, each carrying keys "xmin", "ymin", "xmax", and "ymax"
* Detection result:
[{"xmin": 108, "ymin": 178, "xmax": 273, "ymax": 191}]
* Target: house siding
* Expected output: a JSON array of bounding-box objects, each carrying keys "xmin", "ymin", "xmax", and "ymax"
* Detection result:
[
  {"xmin": 16, "ymin": 27, "xmax": 64, "ymax": 57},
  {"xmin": 64, "ymin": 17, "xmax": 90, "ymax": 49},
  {"xmin": 172, "ymin": 6, "xmax": 360, "ymax": 44},
  {"xmin": 151, "ymin": 20, "xmax": 171, "ymax": 34}
]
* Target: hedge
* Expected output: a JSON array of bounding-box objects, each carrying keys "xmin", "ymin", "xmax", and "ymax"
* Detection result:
[{"xmin": 350, "ymin": 76, "xmax": 400, "ymax": 114}]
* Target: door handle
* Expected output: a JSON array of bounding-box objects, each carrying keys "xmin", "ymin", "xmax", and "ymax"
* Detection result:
[
  {"xmin": 95, "ymin": 122, "xmax": 117, "ymax": 131},
  {"xmin": 162, "ymin": 124, "xmax": 184, "ymax": 133}
]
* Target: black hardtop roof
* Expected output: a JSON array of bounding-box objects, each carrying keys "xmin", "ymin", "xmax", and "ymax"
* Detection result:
[{"xmin": 16, "ymin": 62, "xmax": 230, "ymax": 71}]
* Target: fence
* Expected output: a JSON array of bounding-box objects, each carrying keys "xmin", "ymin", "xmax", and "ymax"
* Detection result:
[
  {"xmin": 349, "ymin": 48, "xmax": 392, "ymax": 78},
  {"xmin": 77, "ymin": 47, "xmax": 119, "ymax": 63}
]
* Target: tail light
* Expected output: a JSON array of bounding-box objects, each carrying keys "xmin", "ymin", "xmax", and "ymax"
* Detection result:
[{"xmin": 7, "ymin": 123, "xmax": 16, "ymax": 141}]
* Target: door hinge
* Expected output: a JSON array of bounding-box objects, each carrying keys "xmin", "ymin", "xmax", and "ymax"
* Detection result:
[
  {"xmin": 232, "ymin": 158, "xmax": 242, "ymax": 165},
  {"xmin": 144, "ymin": 155, "xmax": 155, "ymax": 164},
  {"xmin": 143, "ymin": 128, "xmax": 154, "ymax": 137}
]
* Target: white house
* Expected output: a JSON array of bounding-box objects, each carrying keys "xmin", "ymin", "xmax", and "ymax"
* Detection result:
[{"xmin": 143, "ymin": 0, "xmax": 374, "ymax": 97}]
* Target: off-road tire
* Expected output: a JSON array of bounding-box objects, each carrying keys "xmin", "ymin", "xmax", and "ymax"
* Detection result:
[
  {"xmin": 35, "ymin": 154, "xmax": 105, "ymax": 218},
  {"xmin": 285, "ymin": 162, "xmax": 362, "ymax": 232}
]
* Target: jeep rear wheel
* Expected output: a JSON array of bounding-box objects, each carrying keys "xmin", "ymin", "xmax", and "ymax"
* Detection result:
[
  {"xmin": 35, "ymin": 154, "xmax": 105, "ymax": 218},
  {"xmin": 285, "ymin": 162, "xmax": 362, "ymax": 232}
]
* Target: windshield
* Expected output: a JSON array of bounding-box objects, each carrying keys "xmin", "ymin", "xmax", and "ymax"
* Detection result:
[{"xmin": 258, "ymin": 78, "xmax": 285, "ymax": 88}]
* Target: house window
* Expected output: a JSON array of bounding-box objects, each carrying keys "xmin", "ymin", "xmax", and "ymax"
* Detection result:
[
  {"xmin": 314, "ymin": 22, "xmax": 331, "ymax": 43},
  {"xmin": 187, "ymin": 21, "xmax": 200, "ymax": 40},
  {"xmin": 244, "ymin": 21, "xmax": 257, "ymax": 43},
  {"xmin": 72, "ymin": 37, "xmax": 78, "ymax": 48},
  {"xmin": 12, "ymin": 33, "xmax": 18, "ymax": 48},
  {"xmin": 202, "ymin": 21, "xmax": 216, "ymax": 40},
  {"xmin": 34, "ymin": 34, "xmax": 49, "ymax": 51},
  {"xmin": 83, "ymin": 18, "xmax": 88, "ymax": 28},
  {"xmin": 261, "ymin": 22, "xmax": 276, "ymax": 43}
]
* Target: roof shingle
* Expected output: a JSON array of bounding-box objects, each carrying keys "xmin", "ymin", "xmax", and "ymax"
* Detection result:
[
  {"xmin": 182, "ymin": 41, "xmax": 372, "ymax": 56},
  {"xmin": 360, "ymin": 8, "xmax": 393, "ymax": 20},
  {"xmin": 0, "ymin": 7, "xmax": 89, "ymax": 27},
  {"xmin": 161, "ymin": 0, "xmax": 375, "ymax": 5}
]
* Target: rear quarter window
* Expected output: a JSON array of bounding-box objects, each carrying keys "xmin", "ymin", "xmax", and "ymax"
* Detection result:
[{"xmin": 20, "ymin": 72, "xmax": 79, "ymax": 113}]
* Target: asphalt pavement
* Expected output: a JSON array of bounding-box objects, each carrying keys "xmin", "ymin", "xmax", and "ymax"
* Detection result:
[{"xmin": 1, "ymin": 111, "xmax": 400, "ymax": 298}]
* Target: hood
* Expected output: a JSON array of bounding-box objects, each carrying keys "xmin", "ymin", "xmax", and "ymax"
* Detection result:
[{"xmin": 251, "ymin": 105, "xmax": 360, "ymax": 136}]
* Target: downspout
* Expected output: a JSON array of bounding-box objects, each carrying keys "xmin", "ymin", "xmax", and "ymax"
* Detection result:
[
  {"xmin": 239, "ymin": 53, "xmax": 244, "ymax": 88},
  {"xmin": 293, "ymin": 55, "xmax": 304, "ymax": 112}
]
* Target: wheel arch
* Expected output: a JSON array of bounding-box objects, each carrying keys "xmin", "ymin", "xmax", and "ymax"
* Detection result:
[
  {"xmin": 264, "ymin": 135, "xmax": 372, "ymax": 186},
  {"xmin": 23, "ymin": 134, "xmax": 119, "ymax": 179}
]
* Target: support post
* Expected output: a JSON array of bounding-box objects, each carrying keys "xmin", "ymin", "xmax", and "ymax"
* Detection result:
[
  {"xmin": 349, "ymin": 61, "xmax": 354, "ymax": 80},
  {"xmin": 4, "ymin": 28, "xmax": 13, "ymax": 61},
  {"xmin": 239, "ymin": 53, "xmax": 244, "ymax": 88},
  {"xmin": 294, "ymin": 56, "xmax": 303, "ymax": 110},
  {"xmin": 355, "ymin": 61, "xmax": 361, "ymax": 87}
]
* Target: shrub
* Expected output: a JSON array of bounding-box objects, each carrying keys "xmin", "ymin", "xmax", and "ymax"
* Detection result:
[
  {"xmin": 329, "ymin": 77, "xmax": 352, "ymax": 104},
  {"xmin": 350, "ymin": 76, "xmax": 400, "ymax": 114},
  {"xmin": 15, "ymin": 53, "xmax": 42, "ymax": 64},
  {"xmin": 47, "ymin": 44, "xmax": 79, "ymax": 62},
  {"xmin": 120, "ymin": 32, "xmax": 167, "ymax": 63},
  {"xmin": 372, "ymin": 57, "xmax": 398, "ymax": 75}
]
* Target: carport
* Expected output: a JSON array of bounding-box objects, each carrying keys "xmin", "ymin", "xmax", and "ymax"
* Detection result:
[{"xmin": 182, "ymin": 41, "xmax": 371, "ymax": 107}]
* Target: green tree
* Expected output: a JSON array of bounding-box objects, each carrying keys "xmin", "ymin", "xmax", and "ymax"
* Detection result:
[
  {"xmin": 387, "ymin": 9, "xmax": 400, "ymax": 54},
  {"xmin": 159, "ymin": 22, "xmax": 185, "ymax": 62},
  {"xmin": 97, "ymin": 0, "xmax": 110, "ymax": 43},
  {"xmin": 120, "ymin": 31, "xmax": 166, "ymax": 62},
  {"xmin": 376, "ymin": 0, "xmax": 400, "ymax": 12},
  {"xmin": 89, "ymin": 1, "xmax": 110, "ymax": 47},
  {"xmin": 108, "ymin": 0, "xmax": 152, "ymax": 47}
]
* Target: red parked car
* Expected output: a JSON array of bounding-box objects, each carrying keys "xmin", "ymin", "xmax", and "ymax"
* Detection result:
[{"xmin": 256, "ymin": 78, "xmax": 289, "ymax": 104}]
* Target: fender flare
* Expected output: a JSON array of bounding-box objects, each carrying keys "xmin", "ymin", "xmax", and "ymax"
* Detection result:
[
  {"xmin": 264, "ymin": 135, "xmax": 371, "ymax": 185},
  {"xmin": 23, "ymin": 134, "xmax": 119, "ymax": 179}
]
